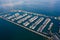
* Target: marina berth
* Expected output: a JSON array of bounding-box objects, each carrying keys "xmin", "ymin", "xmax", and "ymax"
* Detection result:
[
  {"xmin": 29, "ymin": 16, "xmax": 38, "ymax": 23},
  {"xmin": 37, "ymin": 18, "xmax": 51, "ymax": 32},
  {"xmin": 48, "ymin": 22, "xmax": 53, "ymax": 30},
  {"xmin": 17, "ymin": 15, "xmax": 32, "ymax": 24},
  {"xmin": 11, "ymin": 13, "xmax": 27, "ymax": 21},
  {"xmin": 29, "ymin": 17, "xmax": 44, "ymax": 29},
  {"xmin": 23, "ymin": 21, "xmax": 30, "ymax": 26}
]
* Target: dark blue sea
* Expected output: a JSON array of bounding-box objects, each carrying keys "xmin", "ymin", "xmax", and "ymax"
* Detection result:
[{"xmin": 0, "ymin": 0, "xmax": 60, "ymax": 16}]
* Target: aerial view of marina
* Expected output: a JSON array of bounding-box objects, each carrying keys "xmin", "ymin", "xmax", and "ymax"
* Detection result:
[{"xmin": 0, "ymin": 0, "xmax": 60, "ymax": 40}]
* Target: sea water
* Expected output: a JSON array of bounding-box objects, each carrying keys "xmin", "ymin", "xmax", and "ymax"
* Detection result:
[{"xmin": 0, "ymin": 0, "xmax": 60, "ymax": 40}]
